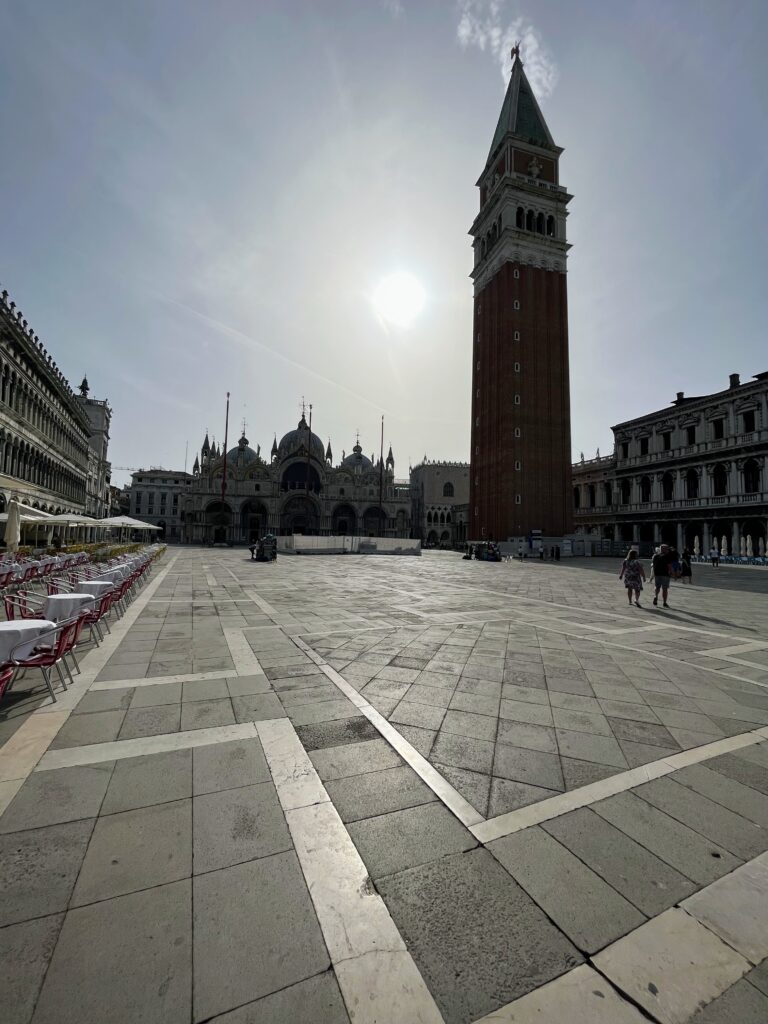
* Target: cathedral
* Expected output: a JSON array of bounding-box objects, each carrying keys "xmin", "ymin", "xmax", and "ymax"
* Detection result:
[{"xmin": 179, "ymin": 412, "xmax": 411, "ymax": 544}]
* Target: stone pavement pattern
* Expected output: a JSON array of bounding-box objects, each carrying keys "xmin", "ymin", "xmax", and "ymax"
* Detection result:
[{"xmin": 2, "ymin": 549, "xmax": 768, "ymax": 1022}]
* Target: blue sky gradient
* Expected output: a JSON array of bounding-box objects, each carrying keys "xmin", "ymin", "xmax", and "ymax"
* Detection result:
[{"xmin": 2, "ymin": 1, "xmax": 766, "ymax": 484}]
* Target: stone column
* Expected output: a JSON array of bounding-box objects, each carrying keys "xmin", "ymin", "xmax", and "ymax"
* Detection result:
[
  {"xmin": 676, "ymin": 522, "xmax": 684, "ymax": 551},
  {"xmin": 731, "ymin": 521, "xmax": 740, "ymax": 555},
  {"xmin": 702, "ymin": 522, "xmax": 710, "ymax": 552}
]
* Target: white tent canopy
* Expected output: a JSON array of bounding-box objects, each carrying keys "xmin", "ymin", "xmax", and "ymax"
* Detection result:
[
  {"xmin": 100, "ymin": 516, "xmax": 162, "ymax": 531},
  {"xmin": 40, "ymin": 513, "xmax": 104, "ymax": 526}
]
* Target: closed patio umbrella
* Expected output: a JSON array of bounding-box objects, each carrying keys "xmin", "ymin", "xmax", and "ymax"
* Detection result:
[{"xmin": 4, "ymin": 499, "xmax": 21, "ymax": 553}]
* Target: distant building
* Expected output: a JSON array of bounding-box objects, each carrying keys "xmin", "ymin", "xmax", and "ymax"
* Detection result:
[
  {"xmin": 129, "ymin": 470, "xmax": 193, "ymax": 539},
  {"xmin": 572, "ymin": 371, "xmax": 768, "ymax": 555},
  {"xmin": 76, "ymin": 376, "xmax": 112, "ymax": 519},
  {"xmin": 410, "ymin": 460, "xmax": 470, "ymax": 547}
]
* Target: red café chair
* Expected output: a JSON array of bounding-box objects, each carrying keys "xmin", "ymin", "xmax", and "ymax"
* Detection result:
[
  {"xmin": 0, "ymin": 663, "xmax": 16, "ymax": 702},
  {"xmin": 9, "ymin": 619, "xmax": 79, "ymax": 702},
  {"xmin": 3, "ymin": 591, "xmax": 46, "ymax": 621},
  {"xmin": 81, "ymin": 590, "xmax": 116, "ymax": 643}
]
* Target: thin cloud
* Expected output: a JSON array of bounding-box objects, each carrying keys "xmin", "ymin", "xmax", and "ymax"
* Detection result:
[{"xmin": 456, "ymin": 1, "xmax": 558, "ymax": 98}]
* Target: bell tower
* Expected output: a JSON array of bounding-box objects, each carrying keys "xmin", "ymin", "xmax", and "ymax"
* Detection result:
[{"xmin": 469, "ymin": 47, "xmax": 572, "ymax": 540}]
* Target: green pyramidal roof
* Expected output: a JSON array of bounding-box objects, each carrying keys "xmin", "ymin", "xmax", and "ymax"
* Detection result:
[{"xmin": 487, "ymin": 57, "xmax": 555, "ymax": 164}]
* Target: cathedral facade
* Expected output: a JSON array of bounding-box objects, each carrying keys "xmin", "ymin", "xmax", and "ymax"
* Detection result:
[{"xmin": 178, "ymin": 413, "xmax": 411, "ymax": 544}]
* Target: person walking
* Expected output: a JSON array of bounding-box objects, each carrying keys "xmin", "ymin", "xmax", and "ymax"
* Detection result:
[
  {"xmin": 652, "ymin": 543, "xmax": 673, "ymax": 608},
  {"xmin": 619, "ymin": 549, "xmax": 646, "ymax": 607},
  {"xmin": 681, "ymin": 547, "xmax": 693, "ymax": 584},
  {"xmin": 709, "ymin": 545, "xmax": 720, "ymax": 567}
]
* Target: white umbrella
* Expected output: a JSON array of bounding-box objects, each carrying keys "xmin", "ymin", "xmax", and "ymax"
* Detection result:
[
  {"xmin": 740, "ymin": 536, "xmax": 746, "ymax": 557},
  {"xmin": 760, "ymin": 538, "xmax": 766, "ymax": 557},
  {"xmin": 721, "ymin": 537, "xmax": 728, "ymax": 555},
  {"xmin": 747, "ymin": 535, "xmax": 753, "ymax": 557},
  {"xmin": 4, "ymin": 499, "xmax": 21, "ymax": 553},
  {"xmin": 693, "ymin": 535, "xmax": 700, "ymax": 556}
]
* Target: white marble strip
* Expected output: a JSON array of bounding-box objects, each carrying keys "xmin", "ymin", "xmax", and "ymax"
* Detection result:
[
  {"xmin": 243, "ymin": 588, "xmax": 282, "ymax": 620},
  {"xmin": 473, "ymin": 727, "xmax": 768, "ymax": 844},
  {"xmin": 257, "ymin": 718, "xmax": 444, "ymax": 1024},
  {"xmin": 34, "ymin": 721, "xmax": 261, "ymax": 771},
  {"xmin": 292, "ymin": 637, "xmax": 484, "ymax": 828},
  {"xmin": 0, "ymin": 711, "xmax": 70, "ymax": 783},
  {"xmin": 223, "ymin": 626, "xmax": 267, "ymax": 677},
  {"xmin": 90, "ymin": 669, "xmax": 232, "ymax": 690}
]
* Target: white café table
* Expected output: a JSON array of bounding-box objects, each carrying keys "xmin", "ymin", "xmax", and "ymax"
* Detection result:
[
  {"xmin": 44, "ymin": 593, "xmax": 94, "ymax": 622},
  {"xmin": 79, "ymin": 580, "xmax": 113, "ymax": 599},
  {"xmin": 0, "ymin": 619, "xmax": 56, "ymax": 663},
  {"xmin": 97, "ymin": 569, "xmax": 126, "ymax": 583}
]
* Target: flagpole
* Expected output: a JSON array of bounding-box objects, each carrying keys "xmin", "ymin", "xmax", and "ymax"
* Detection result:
[
  {"xmin": 221, "ymin": 392, "xmax": 230, "ymax": 542},
  {"xmin": 306, "ymin": 404, "xmax": 313, "ymax": 532},
  {"xmin": 379, "ymin": 414, "xmax": 384, "ymax": 537}
]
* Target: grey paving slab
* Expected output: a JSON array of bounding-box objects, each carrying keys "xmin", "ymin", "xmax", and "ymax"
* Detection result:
[
  {"xmin": 182, "ymin": 678, "xmax": 229, "ymax": 702},
  {"xmin": 690, "ymin": 979, "xmax": 768, "ymax": 1023},
  {"xmin": 194, "ymin": 782, "xmax": 291, "ymax": 873},
  {"xmin": 72, "ymin": 799, "xmax": 192, "ymax": 906},
  {"xmin": 396, "ymin": 723, "xmax": 438, "ymax": 755},
  {"xmin": 278, "ymin": 683, "xmax": 341, "ymax": 706},
  {"xmin": 593, "ymin": 791, "xmax": 742, "ymax": 885},
  {"xmin": 497, "ymin": 719, "xmax": 557, "ymax": 753},
  {"xmin": 431, "ymin": 730, "xmax": 495, "ymax": 774},
  {"xmin": 0, "ymin": 819, "xmax": 93, "ymax": 926},
  {"xmin": 192, "ymin": 737, "xmax": 270, "ymax": 795},
  {"xmin": 682, "ymin": 856, "xmax": 768, "ymax": 965},
  {"xmin": 634, "ymin": 777, "xmax": 768, "ymax": 860},
  {"xmin": 746, "ymin": 959, "xmax": 768, "ymax": 997},
  {"xmin": 102, "ymin": 748, "xmax": 193, "ymax": 814},
  {"xmin": 347, "ymin": 801, "xmax": 476, "ymax": 879},
  {"xmin": 440, "ymin": 708, "xmax": 498, "ymax": 742},
  {"xmin": 706, "ymin": 752, "xmax": 768, "ymax": 795},
  {"xmin": 490, "ymin": 825, "xmax": 645, "ymax": 953},
  {"xmin": 180, "ymin": 697, "xmax": 236, "ymax": 731},
  {"xmin": 390, "ymin": 698, "xmax": 447, "ymax": 731},
  {"xmin": 231, "ymin": 692, "xmax": 286, "ymax": 722},
  {"xmin": 499, "ymin": 698, "xmax": 554, "ymax": 726},
  {"xmin": 32, "ymin": 879, "xmax": 191, "ymax": 1024},
  {"xmin": 608, "ymin": 717, "xmax": 681, "ymax": 749},
  {"xmin": 493, "ymin": 742, "xmax": 564, "ymax": 791},
  {"xmin": 207, "ymin": 971, "xmax": 350, "ymax": 1023},
  {"xmin": 543, "ymin": 807, "xmax": 696, "ymax": 916},
  {"xmin": 674, "ymin": 764, "xmax": 768, "ymax": 829},
  {"xmin": 448, "ymin": 689, "xmax": 500, "ymax": 716},
  {"xmin": 551, "ymin": 707, "xmax": 613, "ymax": 737},
  {"xmin": 129, "ymin": 682, "xmax": 182, "ymax": 707},
  {"xmin": 555, "ymin": 728, "xmax": 628, "ymax": 768},
  {"xmin": 488, "ymin": 776, "xmax": 559, "ymax": 816},
  {"xmin": 502, "ymin": 683, "xmax": 550, "ymax": 705},
  {"xmin": 193, "ymin": 851, "xmax": 329, "ymax": 1022},
  {"xmin": 287, "ymin": 698, "xmax": 360, "ymax": 726},
  {"xmin": 49, "ymin": 710, "xmax": 125, "ymax": 749},
  {"xmin": 296, "ymin": 715, "xmax": 379, "ymax": 750},
  {"xmin": 0, "ymin": 763, "xmax": 113, "ymax": 833},
  {"xmin": 597, "ymin": 697, "xmax": 662, "ymax": 722},
  {"xmin": 119, "ymin": 704, "xmax": 182, "ymax": 739},
  {"xmin": 225, "ymin": 674, "xmax": 271, "ymax": 697},
  {"xmin": 309, "ymin": 737, "xmax": 403, "ymax": 781},
  {"xmin": 619, "ymin": 739, "xmax": 679, "ymax": 767},
  {"xmin": 73, "ymin": 688, "xmax": 135, "ymax": 714},
  {"xmin": 377, "ymin": 848, "xmax": 582, "ymax": 1024},
  {"xmin": 435, "ymin": 762, "xmax": 492, "ymax": 816},
  {"xmin": 325, "ymin": 764, "xmax": 437, "ymax": 822},
  {"xmin": 0, "ymin": 914, "xmax": 64, "ymax": 1024}
]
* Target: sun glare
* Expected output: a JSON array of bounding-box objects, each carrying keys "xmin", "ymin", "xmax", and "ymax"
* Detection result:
[{"xmin": 372, "ymin": 272, "xmax": 426, "ymax": 329}]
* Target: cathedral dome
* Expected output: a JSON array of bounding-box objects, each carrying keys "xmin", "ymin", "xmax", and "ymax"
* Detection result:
[
  {"xmin": 227, "ymin": 435, "xmax": 260, "ymax": 465},
  {"xmin": 342, "ymin": 443, "xmax": 373, "ymax": 472},
  {"xmin": 278, "ymin": 415, "xmax": 325, "ymax": 461}
]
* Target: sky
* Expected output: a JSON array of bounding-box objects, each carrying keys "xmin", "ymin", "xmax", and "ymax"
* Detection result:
[{"xmin": 1, "ymin": 0, "xmax": 767, "ymax": 487}]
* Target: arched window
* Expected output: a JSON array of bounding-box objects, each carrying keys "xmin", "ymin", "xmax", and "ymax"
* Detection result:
[
  {"xmin": 426, "ymin": 511, "xmax": 432, "ymax": 524},
  {"xmin": 712, "ymin": 463, "xmax": 728, "ymax": 496},
  {"xmin": 686, "ymin": 468, "xmax": 699, "ymax": 499},
  {"xmin": 546, "ymin": 215, "xmax": 555, "ymax": 237},
  {"xmin": 604, "ymin": 481, "xmax": 613, "ymax": 506},
  {"xmin": 640, "ymin": 476, "xmax": 652, "ymax": 503},
  {"xmin": 525, "ymin": 210, "xmax": 534, "ymax": 231},
  {"xmin": 662, "ymin": 472, "xmax": 674, "ymax": 501},
  {"xmin": 620, "ymin": 479, "xmax": 631, "ymax": 504},
  {"xmin": 536, "ymin": 212, "xmax": 545, "ymax": 234},
  {"xmin": 443, "ymin": 482, "xmax": 454, "ymax": 497},
  {"xmin": 573, "ymin": 486, "xmax": 581, "ymax": 509},
  {"xmin": 439, "ymin": 512, "xmax": 445, "ymax": 524},
  {"xmin": 744, "ymin": 458, "xmax": 760, "ymax": 494},
  {"xmin": 516, "ymin": 206, "xmax": 524, "ymax": 229},
  {"xmin": 446, "ymin": 512, "xmax": 452, "ymax": 523},
  {"xmin": 588, "ymin": 484, "xmax": 596, "ymax": 508}
]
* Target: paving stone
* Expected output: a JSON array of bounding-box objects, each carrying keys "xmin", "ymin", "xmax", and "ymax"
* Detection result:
[
  {"xmin": 232, "ymin": 693, "xmax": 286, "ymax": 721},
  {"xmin": 73, "ymin": 688, "xmax": 135, "ymax": 714},
  {"xmin": 488, "ymin": 777, "xmax": 559, "ymax": 817},
  {"xmin": 654, "ymin": 707, "xmax": 724, "ymax": 736},
  {"xmin": 296, "ymin": 716, "xmax": 379, "ymax": 751},
  {"xmin": 668, "ymin": 727, "xmax": 720, "ymax": 749},
  {"xmin": 555, "ymin": 729, "xmax": 628, "ymax": 768},
  {"xmin": 102, "ymin": 749, "xmax": 192, "ymax": 814},
  {"xmin": 180, "ymin": 698, "xmax": 236, "ymax": 731},
  {"xmin": 551, "ymin": 707, "xmax": 613, "ymax": 737},
  {"xmin": 377, "ymin": 848, "xmax": 582, "ymax": 1024},
  {"xmin": 49, "ymin": 710, "xmax": 125, "ymax": 749},
  {"xmin": 269, "ymin": 672, "xmax": 325, "ymax": 691},
  {"xmin": 207, "ymin": 971, "xmax": 350, "ymax": 1023},
  {"xmin": 415, "ymin": 670, "xmax": 460, "ymax": 690},
  {"xmin": 0, "ymin": 764, "xmax": 113, "ymax": 833},
  {"xmin": 193, "ymin": 738, "xmax": 270, "ymax": 795},
  {"xmin": 674, "ymin": 763, "xmax": 768, "ymax": 828},
  {"xmin": 634, "ymin": 777, "xmax": 768, "ymax": 860},
  {"xmin": 682, "ymin": 855, "xmax": 768, "ymax": 965},
  {"xmin": 501, "ymin": 683, "xmax": 550, "ymax": 705},
  {"xmin": 545, "ymin": 674, "xmax": 594, "ymax": 697},
  {"xmin": 706, "ymin": 753, "xmax": 768, "ymax": 795},
  {"xmin": 490, "ymin": 825, "xmax": 645, "ymax": 953},
  {"xmin": 129, "ymin": 682, "xmax": 182, "ymax": 707},
  {"xmin": 597, "ymin": 698, "xmax": 661, "ymax": 723},
  {"xmin": 310, "ymin": 738, "xmax": 403, "ymax": 781},
  {"xmin": 390, "ymin": 698, "xmax": 447, "ymax": 731},
  {"xmin": 32, "ymin": 879, "xmax": 191, "ymax": 1024},
  {"xmin": 592, "ymin": 907, "xmax": 751, "ymax": 1024},
  {"xmin": 72, "ymin": 799, "xmax": 192, "ymax": 906},
  {"xmin": 608, "ymin": 717, "xmax": 681, "ymax": 749},
  {"xmin": 364, "ymin": 678, "xmax": 413, "ymax": 701},
  {"xmin": 457, "ymin": 676, "xmax": 503, "ymax": 699},
  {"xmin": 0, "ymin": 819, "xmax": 93, "ymax": 926},
  {"xmin": 194, "ymin": 782, "xmax": 291, "ymax": 873},
  {"xmin": 619, "ymin": 739, "xmax": 679, "ymax": 767},
  {"xmin": 287, "ymin": 698, "xmax": 360, "ymax": 726},
  {"xmin": 746, "ymin": 959, "xmax": 768, "ymax": 997},
  {"xmin": 278, "ymin": 683, "xmax": 343, "ymax": 707},
  {"xmin": 440, "ymin": 708, "xmax": 497, "ymax": 742},
  {"xmin": 395, "ymin": 723, "xmax": 437, "ymax": 756},
  {"xmin": 548, "ymin": 691, "xmax": 600, "ymax": 713},
  {"xmin": 347, "ymin": 801, "xmax": 476, "ymax": 879},
  {"xmin": 497, "ymin": 719, "xmax": 557, "ymax": 753},
  {"xmin": 593, "ymin": 791, "xmax": 741, "ymax": 885},
  {"xmin": 325, "ymin": 764, "xmax": 436, "ymax": 822},
  {"xmin": 689, "ymin": 979, "xmax": 768, "ymax": 1023},
  {"xmin": 182, "ymin": 678, "xmax": 229, "ymax": 702},
  {"xmin": 543, "ymin": 807, "xmax": 696, "ymax": 916},
  {"xmin": 0, "ymin": 914, "xmax": 64, "ymax": 1024},
  {"xmin": 193, "ymin": 852, "xmax": 328, "ymax": 1022},
  {"xmin": 448, "ymin": 690, "xmax": 500, "ymax": 716},
  {"xmin": 433, "ymin": 762, "xmax": 491, "ymax": 816},
  {"xmin": 735, "ymin": 743, "xmax": 768, "ymax": 768},
  {"xmin": 119, "ymin": 704, "xmax": 182, "ymax": 739},
  {"xmin": 431, "ymin": 731, "xmax": 495, "ymax": 774},
  {"xmin": 226, "ymin": 674, "xmax": 271, "ymax": 697},
  {"xmin": 499, "ymin": 698, "xmax": 553, "ymax": 726},
  {"xmin": 493, "ymin": 743, "xmax": 564, "ymax": 791}
]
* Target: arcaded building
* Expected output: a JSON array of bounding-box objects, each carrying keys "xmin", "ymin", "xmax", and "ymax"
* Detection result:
[
  {"xmin": 469, "ymin": 48, "xmax": 573, "ymax": 541},
  {"xmin": 410, "ymin": 460, "xmax": 470, "ymax": 547}
]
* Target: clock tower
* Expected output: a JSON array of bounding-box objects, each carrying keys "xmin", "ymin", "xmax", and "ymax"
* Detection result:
[{"xmin": 469, "ymin": 48, "xmax": 573, "ymax": 541}]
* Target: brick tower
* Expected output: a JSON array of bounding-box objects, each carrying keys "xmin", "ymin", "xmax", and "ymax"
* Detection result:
[{"xmin": 469, "ymin": 48, "xmax": 572, "ymax": 541}]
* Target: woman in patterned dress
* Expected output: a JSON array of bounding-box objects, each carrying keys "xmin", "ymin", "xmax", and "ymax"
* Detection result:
[{"xmin": 619, "ymin": 549, "xmax": 646, "ymax": 607}]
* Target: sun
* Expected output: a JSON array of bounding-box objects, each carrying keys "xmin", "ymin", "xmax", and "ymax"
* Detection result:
[{"xmin": 372, "ymin": 272, "xmax": 426, "ymax": 329}]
